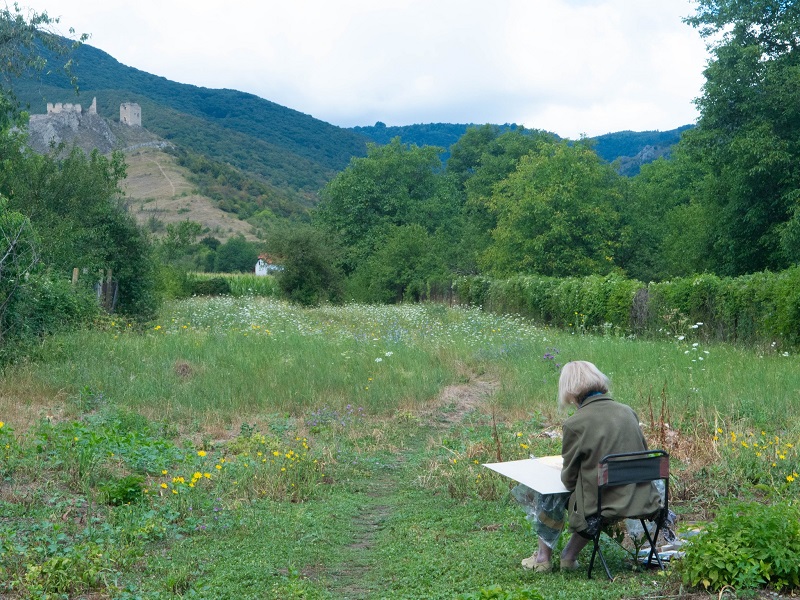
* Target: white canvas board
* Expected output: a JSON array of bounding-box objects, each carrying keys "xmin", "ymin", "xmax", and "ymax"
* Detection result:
[{"xmin": 483, "ymin": 456, "xmax": 569, "ymax": 494}]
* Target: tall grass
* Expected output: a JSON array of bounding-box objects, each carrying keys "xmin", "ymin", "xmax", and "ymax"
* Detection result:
[
  {"xmin": 190, "ymin": 272, "xmax": 280, "ymax": 297},
  {"xmin": 3, "ymin": 297, "xmax": 797, "ymax": 434}
]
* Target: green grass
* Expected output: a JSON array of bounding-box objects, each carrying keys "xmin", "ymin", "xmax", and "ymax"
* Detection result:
[{"xmin": 1, "ymin": 297, "xmax": 798, "ymax": 598}]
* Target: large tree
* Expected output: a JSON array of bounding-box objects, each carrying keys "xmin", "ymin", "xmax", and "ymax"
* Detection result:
[
  {"xmin": 481, "ymin": 141, "xmax": 627, "ymax": 277},
  {"xmin": 446, "ymin": 127, "xmax": 558, "ymax": 273},
  {"xmin": 315, "ymin": 138, "xmax": 459, "ymax": 274},
  {"xmin": 683, "ymin": 0, "xmax": 800, "ymax": 274},
  {"xmin": 2, "ymin": 147, "xmax": 157, "ymax": 318}
]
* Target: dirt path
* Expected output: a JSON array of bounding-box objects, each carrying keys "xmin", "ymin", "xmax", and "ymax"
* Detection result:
[
  {"xmin": 324, "ymin": 376, "xmax": 498, "ymax": 599},
  {"xmin": 147, "ymin": 157, "xmax": 176, "ymax": 196}
]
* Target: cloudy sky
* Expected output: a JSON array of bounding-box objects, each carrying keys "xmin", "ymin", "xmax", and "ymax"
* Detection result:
[{"xmin": 25, "ymin": 0, "xmax": 710, "ymax": 139}]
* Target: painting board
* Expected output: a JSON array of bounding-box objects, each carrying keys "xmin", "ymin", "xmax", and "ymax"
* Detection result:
[{"xmin": 483, "ymin": 455, "xmax": 569, "ymax": 494}]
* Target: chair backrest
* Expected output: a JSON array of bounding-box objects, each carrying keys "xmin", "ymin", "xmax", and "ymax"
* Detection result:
[
  {"xmin": 597, "ymin": 449, "xmax": 669, "ymax": 518},
  {"xmin": 598, "ymin": 450, "xmax": 669, "ymax": 488}
]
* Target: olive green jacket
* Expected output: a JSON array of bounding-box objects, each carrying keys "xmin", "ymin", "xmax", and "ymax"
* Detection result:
[{"xmin": 560, "ymin": 394, "xmax": 662, "ymax": 533}]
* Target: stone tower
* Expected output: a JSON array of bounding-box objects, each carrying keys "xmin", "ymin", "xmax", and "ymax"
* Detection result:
[{"xmin": 120, "ymin": 102, "xmax": 141, "ymax": 126}]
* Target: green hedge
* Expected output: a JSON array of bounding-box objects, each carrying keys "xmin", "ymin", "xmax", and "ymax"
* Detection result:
[{"xmin": 454, "ymin": 267, "xmax": 800, "ymax": 348}]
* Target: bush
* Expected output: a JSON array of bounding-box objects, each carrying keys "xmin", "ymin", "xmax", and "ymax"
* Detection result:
[
  {"xmin": 268, "ymin": 225, "xmax": 343, "ymax": 307},
  {"xmin": 189, "ymin": 276, "xmax": 231, "ymax": 296},
  {"xmin": 213, "ymin": 234, "xmax": 258, "ymax": 273},
  {"xmin": 1, "ymin": 273, "xmax": 100, "ymax": 365},
  {"xmin": 678, "ymin": 500, "xmax": 800, "ymax": 591}
]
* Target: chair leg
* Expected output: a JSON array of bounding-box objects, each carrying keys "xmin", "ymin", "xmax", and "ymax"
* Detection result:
[
  {"xmin": 587, "ymin": 532, "xmax": 613, "ymax": 580},
  {"xmin": 587, "ymin": 534, "xmax": 599, "ymax": 579},
  {"xmin": 597, "ymin": 542, "xmax": 613, "ymax": 581},
  {"xmin": 639, "ymin": 518, "xmax": 665, "ymax": 570}
]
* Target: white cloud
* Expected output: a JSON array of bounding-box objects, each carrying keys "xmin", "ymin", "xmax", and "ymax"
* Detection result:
[{"xmin": 27, "ymin": 0, "xmax": 710, "ymax": 138}]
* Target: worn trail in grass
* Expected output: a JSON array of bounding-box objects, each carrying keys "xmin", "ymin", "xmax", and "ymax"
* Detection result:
[{"xmin": 324, "ymin": 377, "xmax": 499, "ymax": 599}]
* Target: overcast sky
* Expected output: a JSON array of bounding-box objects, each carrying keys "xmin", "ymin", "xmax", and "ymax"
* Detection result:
[{"xmin": 24, "ymin": 0, "xmax": 710, "ymax": 139}]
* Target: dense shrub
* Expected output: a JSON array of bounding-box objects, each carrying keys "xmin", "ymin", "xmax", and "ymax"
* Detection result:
[
  {"xmin": 678, "ymin": 500, "xmax": 800, "ymax": 591},
  {"xmin": 164, "ymin": 273, "xmax": 280, "ymax": 299},
  {"xmin": 189, "ymin": 276, "xmax": 231, "ymax": 296},
  {"xmin": 1, "ymin": 273, "xmax": 100, "ymax": 364}
]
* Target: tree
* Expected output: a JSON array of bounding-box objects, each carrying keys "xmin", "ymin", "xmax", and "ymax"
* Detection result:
[
  {"xmin": 446, "ymin": 127, "xmax": 558, "ymax": 274},
  {"xmin": 213, "ymin": 234, "xmax": 258, "ymax": 273},
  {"xmin": 623, "ymin": 151, "xmax": 714, "ymax": 280},
  {"xmin": 0, "ymin": 4, "xmax": 85, "ymax": 108},
  {"xmin": 268, "ymin": 225, "xmax": 342, "ymax": 306},
  {"xmin": 682, "ymin": 0, "xmax": 800, "ymax": 274},
  {"xmin": 0, "ymin": 196, "xmax": 37, "ymax": 341},
  {"xmin": 481, "ymin": 141, "xmax": 626, "ymax": 277},
  {"xmin": 316, "ymin": 138, "xmax": 457, "ymax": 273},
  {"xmin": 2, "ymin": 147, "xmax": 158, "ymax": 318},
  {"xmin": 348, "ymin": 224, "xmax": 448, "ymax": 303}
]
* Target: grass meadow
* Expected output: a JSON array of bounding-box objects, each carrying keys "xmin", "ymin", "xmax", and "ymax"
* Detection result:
[{"xmin": 1, "ymin": 297, "xmax": 798, "ymax": 599}]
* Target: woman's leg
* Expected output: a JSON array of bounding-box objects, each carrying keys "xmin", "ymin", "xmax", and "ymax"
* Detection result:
[{"xmin": 561, "ymin": 533, "xmax": 590, "ymax": 563}]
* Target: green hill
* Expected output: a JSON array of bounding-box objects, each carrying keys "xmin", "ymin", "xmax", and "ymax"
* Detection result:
[{"xmin": 14, "ymin": 41, "xmax": 370, "ymax": 215}]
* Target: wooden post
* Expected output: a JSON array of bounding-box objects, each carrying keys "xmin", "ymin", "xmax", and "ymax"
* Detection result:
[{"xmin": 72, "ymin": 268, "xmax": 79, "ymax": 285}]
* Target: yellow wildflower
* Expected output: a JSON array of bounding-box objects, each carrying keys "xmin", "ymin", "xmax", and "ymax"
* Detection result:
[{"xmin": 197, "ymin": 450, "xmax": 207, "ymax": 457}]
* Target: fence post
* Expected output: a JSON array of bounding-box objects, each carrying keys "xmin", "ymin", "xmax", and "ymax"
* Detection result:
[{"xmin": 72, "ymin": 268, "xmax": 79, "ymax": 285}]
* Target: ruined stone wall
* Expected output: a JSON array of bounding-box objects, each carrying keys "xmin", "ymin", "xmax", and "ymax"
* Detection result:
[{"xmin": 47, "ymin": 102, "xmax": 82, "ymax": 114}]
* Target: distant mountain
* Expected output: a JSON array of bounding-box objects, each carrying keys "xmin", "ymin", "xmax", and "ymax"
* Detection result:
[
  {"xmin": 351, "ymin": 122, "xmax": 532, "ymax": 162},
  {"xmin": 353, "ymin": 122, "xmax": 694, "ymax": 175},
  {"xmin": 590, "ymin": 125, "xmax": 694, "ymax": 175}
]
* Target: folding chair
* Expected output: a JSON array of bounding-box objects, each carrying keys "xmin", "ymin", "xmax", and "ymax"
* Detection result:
[{"xmin": 587, "ymin": 449, "xmax": 669, "ymax": 580}]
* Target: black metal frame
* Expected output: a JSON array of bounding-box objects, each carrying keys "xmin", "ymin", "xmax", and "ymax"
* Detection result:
[{"xmin": 587, "ymin": 449, "xmax": 670, "ymax": 580}]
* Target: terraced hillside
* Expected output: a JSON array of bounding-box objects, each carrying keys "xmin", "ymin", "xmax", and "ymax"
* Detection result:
[{"xmin": 122, "ymin": 147, "xmax": 256, "ymax": 242}]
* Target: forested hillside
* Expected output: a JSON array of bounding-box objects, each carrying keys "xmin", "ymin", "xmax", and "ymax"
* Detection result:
[{"xmin": 13, "ymin": 41, "xmax": 370, "ymax": 209}]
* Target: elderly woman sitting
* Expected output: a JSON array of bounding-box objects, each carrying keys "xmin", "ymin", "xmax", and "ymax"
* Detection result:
[{"xmin": 514, "ymin": 360, "xmax": 662, "ymax": 572}]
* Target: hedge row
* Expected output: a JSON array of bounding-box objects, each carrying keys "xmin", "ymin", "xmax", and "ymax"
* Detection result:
[{"xmin": 453, "ymin": 267, "xmax": 800, "ymax": 348}]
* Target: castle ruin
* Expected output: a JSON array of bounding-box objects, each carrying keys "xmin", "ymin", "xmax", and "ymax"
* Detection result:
[
  {"xmin": 120, "ymin": 102, "xmax": 141, "ymax": 127},
  {"xmin": 47, "ymin": 96, "xmax": 97, "ymax": 115},
  {"xmin": 28, "ymin": 97, "xmax": 148, "ymax": 156}
]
